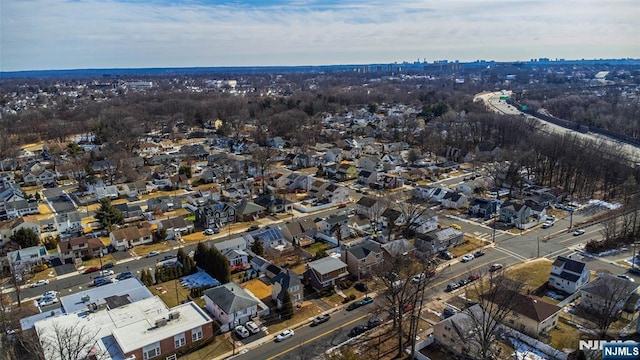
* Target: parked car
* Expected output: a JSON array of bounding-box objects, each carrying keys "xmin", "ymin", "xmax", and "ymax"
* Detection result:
[
  {"xmin": 38, "ymin": 297, "xmax": 59, "ymax": 307},
  {"xmin": 360, "ymin": 296, "xmax": 374, "ymax": 305},
  {"xmin": 234, "ymin": 325, "xmax": 250, "ymax": 339},
  {"xmin": 146, "ymin": 251, "xmax": 160, "ymax": 258},
  {"xmin": 367, "ymin": 317, "xmax": 383, "ymax": 329},
  {"xmin": 439, "ymin": 251, "xmax": 455, "ymax": 260},
  {"xmin": 473, "ymin": 250, "xmax": 486, "ymax": 257},
  {"xmin": 542, "ymin": 220, "xmax": 554, "ymax": 229},
  {"xmin": 573, "ymin": 229, "xmax": 585, "ymax": 236},
  {"xmin": 349, "ymin": 325, "xmax": 367, "ymax": 337},
  {"xmin": 311, "ymin": 314, "xmax": 331, "ymax": 326},
  {"xmin": 450, "ymin": 224, "xmax": 462, "ymax": 230},
  {"xmin": 461, "ymin": 254, "xmax": 474, "ymax": 263},
  {"xmin": 83, "ymin": 266, "xmax": 101, "ymax": 274},
  {"xmin": 98, "ymin": 270, "xmax": 114, "ymax": 277},
  {"xmin": 203, "ymin": 229, "xmax": 214, "ymax": 235},
  {"xmin": 489, "ymin": 263, "xmax": 504, "ymax": 272},
  {"xmin": 412, "ymin": 273, "xmax": 425, "ymax": 283},
  {"xmin": 30, "ymin": 279, "xmax": 49, "ymax": 288},
  {"xmin": 467, "ymin": 273, "xmax": 481, "ymax": 282},
  {"xmin": 101, "ymin": 262, "xmax": 115, "ymax": 270},
  {"xmin": 247, "ymin": 225, "xmax": 260, "ymax": 232},
  {"xmin": 275, "ymin": 329, "xmax": 294, "ymax": 342},
  {"xmin": 41, "ymin": 290, "xmax": 57, "ymax": 299},
  {"xmin": 443, "ymin": 306, "xmax": 457, "ymax": 318},
  {"xmin": 446, "ymin": 282, "xmax": 460, "ymax": 292},
  {"xmin": 354, "ymin": 282, "xmax": 369, "ymax": 292},
  {"xmin": 347, "ymin": 302, "xmax": 362, "ymax": 311},
  {"xmin": 629, "ymin": 268, "xmax": 640, "ymax": 276},
  {"xmin": 116, "ymin": 271, "xmax": 133, "ymax": 280},
  {"xmin": 458, "ymin": 278, "xmax": 470, "ymax": 287},
  {"xmin": 403, "ymin": 302, "xmax": 414, "ymax": 313},
  {"xmin": 245, "ymin": 321, "xmax": 260, "ymax": 334}
]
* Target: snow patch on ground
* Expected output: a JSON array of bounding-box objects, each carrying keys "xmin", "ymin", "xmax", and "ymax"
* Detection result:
[
  {"xmin": 510, "ymin": 337, "xmax": 550, "ymax": 360},
  {"xmin": 587, "ymin": 199, "xmax": 621, "ymax": 210},
  {"xmin": 544, "ymin": 290, "xmax": 566, "ymax": 301},
  {"xmin": 180, "ymin": 269, "xmax": 220, "ymax": 289}
]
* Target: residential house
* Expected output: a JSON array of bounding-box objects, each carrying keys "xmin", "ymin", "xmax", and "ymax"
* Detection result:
[
  {"xmin": 254, "ymin": 194, "xmax": 293, "ymax": 214},
  {"xmin": 316, "ymin": 215, "xmax": 350, "ymax": 240},
  {"xmin": 441, "ymin": 192, "xmax": 468, "ymax": 210},
  {"xmin": 429, "ymin": 187, "xmax": 450, "ymax": 203},
  {"xmin": 250, "ymin": 255, "xmax": 271, "ymax": 274},
  {"xmin": 271, "ymin": 269, "xmax": 303, "ymax": 308},
  {"xmin": 114, "ymin": 203, "xmax": 144, "ymax": 219},
  {"xmin": 4, "ymin": 199, "xmax": 39, "ymax": 219},
  {"xmin": 57, "ymin": 236, "xmax": 105, "ymax": 264},
  {"xmin": 548, "ymin": 256, "xmax": 590, "ymax": 294},
  {"xmin": 109, "ymin": 226, "xmax": 153, "ymax": 251},
  {"xmin": 5, "ymin": 245, "xmax": 48, "ymax": 274},
  {"xmin": 341, "ymin": 145, "xmax": 360, "ymax": 161},
  {"xmin": 335, "ymin": 164, "xmax": 358, "ymax": 181},
  {"xmin": 22, "ymin": 164, "xmax": 56, "ymax": 186},
  {"xmin": 524, "ymin": 200, "xmax": 548, "ymax": 224},
  {"xmin": 304, "ymin": 256, "xmax": 349, "ymax": 291},
  {"xmin": 580, "ymin": 274, "xmax": 640, "ymax": 316},
  {"xmin": 357, "ymin": 156, "xmax": 378, "ymax": 172},
  {"xmin": 324, "ymin": 148, "xmax": 343, "ymax": 163},
  {"xmin": 322, "ymin": 184, "xmax": 350, "ymax": 204},
  {"xmin": 456, "ymin": 179, "xmax": 486, "ymax": 197},
  {"xmin": 413, "ymin": 185, "xmax": 436, "ymax": 200},
  {"xmin": 213, "ymin": 237, "xmax": 247, "ymax": 254},
  {"xmin": 355, "ymin": 196, "xmax": 383, "ymax": 221},
  {"xmin": 54, "ymin": 212, "xmax": 84, "ymax": 237},
  {"xmin": 468, "ymin": 198, "xmax": 500, "ymax": 220},
  {"xmin": 195, "ymin": 200, "xmax": 236, "ymax": 228},
  {"xmin": 379, "ymin": 208, "xmax": 405, "ymax": 229},
  {"xmin": 415, "ymin": 228, "xmax": 464, "ymax": 256},
  {"xmin": 266, "ymin": 137, "xmax": 286, "ymax": 149},
  {"xmin": 491, "ymin": 289, "xmax": 561, "ymax": 338},
  {"xmin": 0, "ymin": 217, "xmax": 40, "ymax": 247},
  {"xmin": 381, "ymin": 238, "xmax": 416, "ymax": 259},
  {"xmin": 280, "ymin": 218, "xmax": 317, "ymax": 246},
  {"xmin": 233, "ymin": 201, "xmax": 266, "ymax": 222},
  {"xmin": 204, "ymin": 282, "xmax": 268, "ymax": 332},
  {"xmin": 499, "ymin": 201, "xmax": 532, "ymax": 228},
  {"xmin": 357, "ymin": 170, "xmax": 377, "ymax": 186},
  {"xmin": 159, "ymin": 217, "xmax": 194, "ymax": 240},
  {"xmin": 222, "ymin": 249, "xmax": 249, "ymax": 269},
  {"xmin": 412, "ymin": 211, "xmax": 439, "ymax": 234},
  {"xmin": 308, "ymin": 180, "xmax": 329, "ymax": 199},
  {"xmin": 343, "ymin": 240, "xmax": 383, "ymax": 279},
  {"xmin": 283, "ymin": 173, "xmax": 311, "ymax": 191},
  {"xmin": 433, "ymin": 304, "xmax": 495, "ymax": 358}
]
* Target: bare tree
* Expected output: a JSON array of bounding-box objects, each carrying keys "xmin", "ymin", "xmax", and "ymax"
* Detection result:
[
  {"xmin": 2, "ymin": 256, "xmax": 25, "ymax": 307},
  {"xmin": 251, "ymin": 147, "xmax": 276, "ymax": 194},
  {"xmin": 600, "ymin": 217, "xmax": 618, "ymax": 243},
  {"xmin": 30, "ymin": 320, "xmax": 108, "ymax": 360}
]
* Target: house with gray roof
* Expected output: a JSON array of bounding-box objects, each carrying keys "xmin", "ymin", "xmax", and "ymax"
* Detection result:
[
  {"xmin": 271, "ymin": 269, "xmax": 303, "ymax": 308},
  {"xmin": 343, "ymin": 240, "xmax": 383, "ymax": 279},
  {"xmin": 415, "ymin": 228, "xmax": 464, "ymax": 256},
  {"xmin": 304, "ymin": 256, "xmax": 349, "ymax": 291},
  {"xmin": 548, "ymin": 256, "xmax": 589, "ymax": 294},
  {"xmin": 203, "ymin": 282, "xmax": 269, "ymax": 332}
]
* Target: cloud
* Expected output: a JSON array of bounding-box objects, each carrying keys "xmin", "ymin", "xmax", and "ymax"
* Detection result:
[{"xmin": 1, "ymin": 0, "xmax": 638, "ymax": 71}]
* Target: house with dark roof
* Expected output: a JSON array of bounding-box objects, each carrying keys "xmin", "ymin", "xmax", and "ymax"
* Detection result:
[
  {"xmin": 380, "ymin": 208, "xmax": 405, "ymax": 229},
  {"xmin": 468, "ymin": 198, "xmax": 499, "ymax": 220},
  {"xmin": 343, "ymin": 240, "xmax": 383, "ymax": 279},
  {"xmin": 381, "ymin": 238, "xmax": 416, "ymax": 259},
  {"xmin": 499, "ymin": 201, "xmax": 531, "ymax": 228},
  {"xmin": 433, "ymin": 304, "xmax": 495, "ymax": 358},
  {"xmin": 355, "ymin": 196, "xmax": 382, "ymax": 220},
  {"xmin": 146, "ymin": 195, "xmax": 181, "ymax": 213},
  {"xmin": 304, "ymin": 257, "xmax": 349, "ymax": 291},
  {"xmin": 548, "ymin": 256, "xmax": 589, "ymax": 294},
  {"xmin": 335, "ymin": 163, "xmax": 358, "ymax": 181},
  {"xmin": 493, "ymin": 290, "xmax": 562, "ymax": 338},
  {"xmin": 195, "ymin": 200, "xmax": 236, "ymax": 228},
  {"xmin": 357, "ymin": 170, "xmax": 376, "ymax": 186},
  {"xmin": 280, "ymin": 218, "xmax": 317, "ymax": 245},
  {"xmin": 415, "ymin": 228, "xmax": 464, "ymax": 256},
  {"xmin": 57, "ymin": 236, "xmax": 105, "ymax": 264},
  {"xmin": 233, "ymin": 201, "xmax": 266, "ymax": 222},
  {"xmin": 109, "ymin": 226, "xmax": 153, "ymax": 251},
  {"xmin": 159, "ymin": 216, "xmax": 194, "ymax": 240},
  {"xmin": 203, "ymin": 282, "xmax": 268, "ymax": 332},
  {"xmin": 580, "ymin": 273, "xmax": 640, "ymax": 317},
  {"xmin": 441, "ymin": 192, "xmax": 468, "ymax": 210},
  {"xmin": 316, "ymin": 215, "xmax": 350, "ymax": 240},
  {"xmin": 271, "ymin": 269, "xmax": 303, "ymax": 308},
  {"xmin": 255, "ymin": 194, "xmax": 293, "ymax": 214}
]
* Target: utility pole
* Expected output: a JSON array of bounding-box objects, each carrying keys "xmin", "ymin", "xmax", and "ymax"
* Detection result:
[{"xmin": 537, "ymin": 236, "xmax": 540, "ymax": 258}]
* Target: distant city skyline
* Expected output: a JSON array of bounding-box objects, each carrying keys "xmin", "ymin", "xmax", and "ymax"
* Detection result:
[{"xmin": 1, "ymin": 0, "xmax": 638, "ymax": 72}]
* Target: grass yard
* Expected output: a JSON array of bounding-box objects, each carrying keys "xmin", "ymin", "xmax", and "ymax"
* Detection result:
[
  {"xmin": 180, "ymin": 335, "xmax": 234, "ymax": 360},
  {"xmin": 150, "ymin": 279, "xmax": 193, "ymax": 308},
  {"xmin": 304, "ymin": 242, "xmax": 332, "ymax": 255},
  {"xmin": 133, "ymin": 242, "xmax": 175, "ymax": 257},
  {"xmin": 267, "ymin": 301, "xmax": 323, "ymax": 334},
  {"xmin": 82, "ymin": 254, "xmax": 116, "ymax": 268},
  {"xmin": 449, "ymin": 237, "xmax": 487, "ymax": 257},
  {"xmin": 241, "ymin": 278, "xmax": 272, "ymax": 301},
  {"xmin": 549, "ymin": 317, "xmax": 582, "ymax": 351},
  {"xmin": 506, "ymin": 258, "xmax": 552, "ymax": 289}
]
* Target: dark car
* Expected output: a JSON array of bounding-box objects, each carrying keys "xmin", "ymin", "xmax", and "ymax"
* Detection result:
[
  {"xmin": 443, "ymin": 306, "xmax": 457, "ymax": 318},
  {"xmin": 116, "ymin": 271, "xmax": 134, "ymax": 280},
  {"xmin": 367, "ymin": 318, "xmax": 383, "ymax": 329},
  {"xmin": 83, "ymin": 266, "xmax": 101, "ymax": 274},
  {"xmin": 247, "ymin": 225, "xmax": 260, "ymax": 232},
  {"xmin": 458, "ymin": 278, "xmax": 470, "ymax": 287},
  {"xmin": 439, "ymin": 251, "xmax": 454, "ymax": 260},
  {"xmin": 467, "ymin": 273, "xmax": 481, "ymax": 282},
  {"xmin": 311, "ymin": 314, "xmax": 331, "ymax": 326},
  {"xmin": 346, "ymin": 302, "xmax": 362, "ymax": 311},
  {"xmin": 446, "ymin": 282, "xmax": 460, "ymax": 292},
  {"xmin": 473, "ymin": 250, "xmax": 486, "ymax": 257},
  {"xmin": 101, "ymin": 262, "xmax": 115, "ymax": 270},
  {"xmin": 349, "ymin": 325, "xmax": 367, "ymax": 337},
  {"xmin": 354, "ymin": 282, "xmax": 369, "ymax": 292}
]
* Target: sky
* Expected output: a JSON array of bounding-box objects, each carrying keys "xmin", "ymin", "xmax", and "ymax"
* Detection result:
[{"xmin": 1, "ymin": 0, "xmax": 639, "ymax": 72}]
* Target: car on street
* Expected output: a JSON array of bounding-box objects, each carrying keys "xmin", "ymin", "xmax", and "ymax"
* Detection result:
[
  {"xmin": 38, "ymin": 297, "xmax": 59, "ymax": 307},
  {"xmin": 354, "ymin": 282, "xmax": 369, "ymax": 292},
  {"xmin": 542, "ymin": 220, "xmax": 554, "ymax": 229},
  {"xmin": 489, "ymin": 263, "xmax": 504, "ymax": 272},
  {"xmin": 247, "ymin": 225, "xmax": 260, "ymax": 232},
  {"xmin": 439, "ymin": 251, "xmax": 455, "ymax": 260},
  {"xmin": 461, "ymin": 254, "xmax": 474, "ymax": 262},
  {"xmin": 617, "ymin": 274, "xmax": 635, "ymax": 282},
  {"xmin": 234, "ymin": 325, "xmax": 250, "ymax": 339},
  {"xmin": 98, "ymin": 270, "xmax": 114, "ymax": 277},
  {"xmin": 360, "ymin": 296, "xmax": 374, "ymax": 305},
  {"xmin": 30, "ymin": 279, "xmax": 49, "ymax": 288},
  {"xmin": 629, "ymin": 268, "xmax": 640, "ymax": 276},
  {"xmin": 458, "ymin": 278, "xmax": 470, "ymax": 287},
  {"xmin": 101, "ymin": 262, "xmax": 115, "ymax": 269},
  {"xmin": 346, "ymin": 302, "xmax": 362, "ymax": 311},
  {"xmin": 245, "ymin": 321, "xmax": 260, "ymax": 334},
  {"xmin": 41, "ymin": 291, "xmax": 57, "ymax": 299},
  {"xmin": 349, "ymin": 325, "xmax": 367, "ymax": 337},
  {"xmin": 83, "ymin": 266, "xmax": 101, "ymax": 274},
  {"xmin": 116, "ymin": 271, "xmax": 133, "ymax": 280},
  {"xmin": 311, "ymin": 314, "xmax": 331, "ymax": 326},
  {"xmin": 403, "ymin": 302, "xmax": 414, "ymax": 313},
  {"xmin": 146, "ymin": 251, "xmax": 160, "ymax": 258},
  {"xmin": 275, "ymin": 329, "xmax": 294, "ymax": 342},
  {"xmin": 93, "ymin": 277, "xmax": 113, "ymax": 287},
  {"xmin": 473, "ymin": 250, "xmax": 486, "ymax": 257},
  {"xmin": 450, "ymin": 224, "xmax": 462, "ymax": 230},
  {"xmin": 446, "ymin": 282, "xmax": 460, "ymax": 292},
  {"xmin": 467, "ymin": 273, "xmax": 481, "ymax": 282},
  {"xmin": 203, "ymin": 229, "xmax": 214, "ymax": 235},
  {"xmin": 367, "ymin": 318, "xmax": 383, "ymax": 328},
  {"xmin": 412, "ymin": 273, "xmax": 425, "ymax": 283},
  {"xmin": 573, "ymin": 229, "xmax": 585, "ymax": 236}
]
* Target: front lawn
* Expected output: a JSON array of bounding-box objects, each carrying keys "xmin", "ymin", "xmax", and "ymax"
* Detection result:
[
  {"xmin": 179, "ymin": 335, "xmax": 233, "ymax": 360},
  {"xmin": 134, "ymin": 242, "xmax": 175, "ymax": 257},
  {"xmin": 449, "ymin": 237, "xmax": 487, "ymax": 257},
  {"xmin": 150, "ymin": 279, "xmax": 194, "ymax": 308},
  {"xmin": 549, "ymin": 317, "xmax": 581, "ymax": 351},
  {"xmin": 506, "ymin": 258, "xmax": 552, "ymax": 289},
  {"xmin": 266, "ymin": 301, "xmax": 323, "ymax": 334},
  {"xmin": 304, "ymin": 242, "xmax": 332, "ymax": 255}
]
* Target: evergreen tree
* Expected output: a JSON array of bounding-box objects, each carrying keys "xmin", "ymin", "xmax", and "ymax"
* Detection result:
[
  {"xmin": 94, "ymin": 198, "xmax": 124, "ymax": 230},
  {"xmin": 281, "ymin": 290, "xmax": 294, "ymax": 320},
  {"xmin": 11, "ymin": 228, "xmax": 40, "ymax": 248},
  {"xmin": 194, "ymin": 242, "xmax": 208, "ymax": 268},
  {"xmin": 208, "ymin": 247, "xmax": 230, "ymax": 284},
  {"xmin": 251, "ymin": 237, "xmax": 264, "ymax": 257}
]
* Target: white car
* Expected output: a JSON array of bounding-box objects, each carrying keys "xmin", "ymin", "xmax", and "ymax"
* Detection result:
[
  {"xmin": 275, "ymin": 329, "xmax": 294, "ymax": 342},
  {"xmin": 30, "ymin": 279, "xmax": 49, "ymax": 288},
  {"xmin": 245, "ymin": 321, "xmax": 260, "ymax": 334},
  {"xmin": 234, "ymin": 325, "xmax": 250, "ymax": 339},
  {"xmin": 573, "ymin": 229, "xmax": 585, "ymax": 236},
  {"xmin": 203, "ymin": 229, "xmax": 214, "ymax": 235},
  {"xmin": 38, "ymin": 297, "xmax": 59, "ymax": 307},
  {"xmin": 461, "ymin": 254, "xmax": 474, "ymax": 263},
  {"xmin": 42, "ymin": 290, "xmax": 57, "ymax": 298},
  {"xmin": 99, "ymin": 270, "xmax": 114, "ymax": 277}
]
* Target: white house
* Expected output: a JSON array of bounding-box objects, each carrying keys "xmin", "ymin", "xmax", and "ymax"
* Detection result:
[
  {"xmin": 203, "ymin": 282, "xmax": 269, "ymax": 332},
  {"xmin": 548, "ymin": 256, "xmax": 590, "ymax": 294}
]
